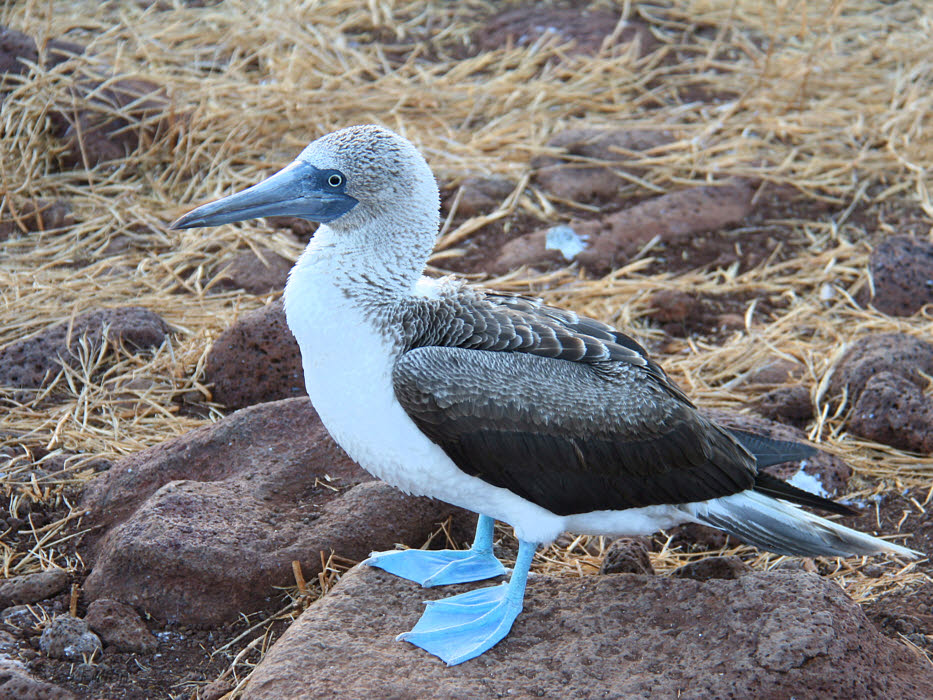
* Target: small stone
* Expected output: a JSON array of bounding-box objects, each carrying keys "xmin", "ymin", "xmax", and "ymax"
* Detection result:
[
  {"xmin": 201, "ymin": 678, "xmax": 234, "ymax": 700},
  {"xmin": 828, "ymin": 333, "xmax": 933, "ymax": 406},
  {"xmin": 56, "ymin": 77, "xmax": 183, "ymax": 168},
  {"xmin": 444, "ymin": 176, "xmax": 513, "ymax": 218},
  {"xmin": 0, "ymin": 604, "xmax": 39, "ymax": 631},
  {"xmin": 0, "ymin": 198, "xmax": 74, "ymax": 240},
  {"xmin": 848, "ymin": 372, "xmax": 933, "ymax": 453},
  {"xmin": 0, "ymin": 569, "xmax": 69, "ymax": 608},
  {"xmin": 672, "ymin": 555, "xmax": 750, "ymax": 581},
  {"xmin": 265, "ymin": 216, "xmax": 317, "ymax": 242},
  {"xmin": 474, "ymin": 8, "xmax": 657, "ymax": 58},
  {"xmin": 756, "ymin": 386, "xmax": 813, "ymax": 425},
  {"xmin": 85, "ymin": 598, "xmax": 157, "ymax": 653},
  {"xmin": 646, "ymin": 290, "xmax": 698, "ymax": 324},
  {"xmin": 870, "ymin": 236, "xmax": 933, "ymax": 316},
  {"xmin": 599, "ymin": 537, "xmax": 654, "ymax": 575},
  {"xmin": 38, "ymin": 615, "xmax": 102, "ymax": 660}
]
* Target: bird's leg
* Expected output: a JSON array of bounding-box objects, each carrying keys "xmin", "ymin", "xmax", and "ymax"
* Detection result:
[
  {"xmin": 364, "ymin": 514, "xmax": 507, "ymax": 587},
  {"xmin": 398, "ymin": 538, "xmax": 536, "ymax": 665}
]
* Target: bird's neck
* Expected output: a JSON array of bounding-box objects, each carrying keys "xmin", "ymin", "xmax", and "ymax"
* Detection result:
[{"xmin": 289, "ymin": 217, "xmax": 436, "ymax": 307}]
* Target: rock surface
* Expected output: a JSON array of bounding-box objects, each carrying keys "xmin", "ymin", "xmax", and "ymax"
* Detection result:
[
  {"xmin": 672, "ymin": 555, "xmax": 750, "ymax": 580},
  {"xmin": 0, "ymin": 659, "xmax": 77, "ymax": 700},
  {"xmin": 598, "ymin": 537, "xmax": 654, "ymax": 575},
  {"xmin": 214, "ymin": 248, "xmax": 293, "ymax": 294},
  {"xmin": 38, "ymin": 616, "xmax": 101, "ymax": 661},
  {"xmin": 849, "ymin": 372, "xmax": 933, "ymax": 454},
  {"xmin": 241, "ymin": 566, "xmax": 933, "ymax": 699},
  {"xmin": 0, "ymin": 198, "xmax": 74, "ymax": 240},
  {"xmin": 828, "ymin": 333, "xmax": 933, "ymax": 404},
  {"xmin": 203, "ymin": 300, "xmax": 305, "ymax": 409},
  {"xmin": 474, "ymin": 7, "xmax": 657, "ymax": 58},
  {"xmin": 533, "ymin": 127, "xmax": 673, "ymax": 203},
  {"xmin": 0, "ymin": 570, "xmax": 69, "ymax": 609},
  {"xmin": 870, "ymin": 235, "xmax": 933, "ymax": 316},
  {"xmin": 494, "ymin": 181, "xmax": 755, "ymax": 274},
  {"xmin": 55, "ymin": 77, "xmax": 181, "ymax": 169},
  {"xmin": 84, "ymin": 599, "xmax": 157, "ymax": 653},
  {"xmin": 827, "ymin": 333, "xmax": 933, "ymax": 452},
  {"xmin": 0, "ymin": 307, "xmax": 169, "ymax": 393},
  {"xmin": 443, "ymin": 176, "xmax": 514, "ymax": 218},
  {"xmin": 81, "ymin": 398, "xmax": 471, "ymax": 625}
]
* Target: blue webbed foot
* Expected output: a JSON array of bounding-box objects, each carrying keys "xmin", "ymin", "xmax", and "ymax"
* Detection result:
[
  {"xmin": 398, "ymin": 584, "xmax": 520, "ymax": 665},
  {"xmin": 365, "ymin": 547, "xmax": 507, "ymax": 587},
  {"xmin": 365, "ymin": 514, "xmax": 506, "ymax": 587},
  {"xmin": 397, "ymin": 538, "xmax": 537, "ymax": 666}
]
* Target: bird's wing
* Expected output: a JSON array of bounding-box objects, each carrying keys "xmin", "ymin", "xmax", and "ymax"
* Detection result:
[{"xmin": 394, "ymin": 291, "xmax": 758, "ymax": 515}]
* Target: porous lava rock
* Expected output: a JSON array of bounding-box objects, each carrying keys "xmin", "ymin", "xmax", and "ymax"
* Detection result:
[
  {"xmin": 84, "ymin": 598, "xmax": 157, "ymax": 653},
  {"xmin": 599, "ymin": 537, "xmax": 654, "ymax": 575},
  {"xmin": 0, "ymin": 569, "xmax": 69, "ymax": 608},
  {"xmin": 849, "ymin": 372, "xmax": 933, "ymax": 454},
  {"xmin": 213, "ymin": 248, "xmax": 293, "ymax": 294},
  {"xmin": 827, "ymin": 333, "xmax": 933, "ymax": 452},
  {"xmin": 672, "ymin": 555, "xmax": 750, "ymax": 581},
  {"xmin": 0, "ymin": 659, "xmax": 76, "ymax": 700},
  {"xmin": 240, "ymin": 566, "xmax": 933, "ymax": 699},
  {"xmin": 81, "ymin": 398, "xmax": 471, "ymax": 625},
  {"xmin": 870, "ymin": 235, "xmax": 933, "ymax": 316},
  {"xmin": 203, "ymin": 299, "xmax": 305, "ymax": 409},
  {"xmin": 55, "ymin": 77, "xmax": 182, "ymax": 169},
  {"xmin": 533, "ymin": 127, "xmax": 673, "ymax": 203},
  {"xmin": 827, "ymin": 333, "xmax": 933, "ymax": 404},
  {"xmin": 474, "ymin": 7, "xmax": 657, "ymax": 58},
  {"xmin": 0, "ymin": 25, "xmax": 82, "ymax": 87},
  {"xmin": 0, "ymin": 198, "xmax": 74, "ymax": 240},
  {"xmin": 755, "ymin": 385, "xmax": 813, "ymax": 426},
  {"xmin": 442, "ymin": 176, "xmax": 514, "ymax": 218},
  {"xmin": 493, "ymin": 180, "xmax": 755, "ymax": 275},
  {"xmin": 0, "ymin": 307, "xmax": 169, "ymax": 393},
  {"xmin": 38, "ymin": 616, "xmax": 101, "ymax": 660}
]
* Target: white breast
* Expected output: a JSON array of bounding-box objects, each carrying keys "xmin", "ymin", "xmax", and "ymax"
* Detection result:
[{"xmin": 281, "ymin": 245, "xmax": 569, "ymax": 542}]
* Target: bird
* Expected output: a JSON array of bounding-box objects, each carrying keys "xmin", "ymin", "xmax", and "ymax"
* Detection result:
[{"xmin": 172, "ymin": 125, "xmax": 919, "ymax": 666}]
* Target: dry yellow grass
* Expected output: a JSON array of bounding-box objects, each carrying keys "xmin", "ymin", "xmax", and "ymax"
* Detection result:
[{"xmin": 2, "ymin": 0, "xmax": 933, "ymax": 691}]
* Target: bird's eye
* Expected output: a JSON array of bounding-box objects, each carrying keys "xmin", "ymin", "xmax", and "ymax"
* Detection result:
[{"xmin": 327, "ymin": 173, "xmax": 343, "ymax": 188}]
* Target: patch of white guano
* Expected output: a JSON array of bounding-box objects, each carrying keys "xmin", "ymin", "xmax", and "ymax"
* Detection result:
[
  {"xmin": 545, "ymin": 225, "xmax": 588, "ymax": 261},
  {"xmin": 786, "ymin": 460, "xmax": 831, "ymax": 498}
]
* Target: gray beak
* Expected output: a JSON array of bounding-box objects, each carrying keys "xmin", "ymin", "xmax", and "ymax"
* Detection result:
[{"xmin": 170, "ymin": 161, "xmax": 358, "ymax": 230}]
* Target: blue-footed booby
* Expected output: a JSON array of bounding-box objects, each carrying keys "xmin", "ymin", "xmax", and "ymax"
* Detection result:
[{"xmin": 172, "ymin": 125, "xmax": 919, "ymax": 666}]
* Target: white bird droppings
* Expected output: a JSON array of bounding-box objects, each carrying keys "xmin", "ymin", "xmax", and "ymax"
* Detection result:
[{"xmin": 545, "ymin": 225, "xmax": 587, "ymax": 261}]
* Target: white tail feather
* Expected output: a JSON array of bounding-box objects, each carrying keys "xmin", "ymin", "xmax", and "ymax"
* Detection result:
[{"xmin": 685, "ymin": 490, "xmax": 920, "ymax": 558}]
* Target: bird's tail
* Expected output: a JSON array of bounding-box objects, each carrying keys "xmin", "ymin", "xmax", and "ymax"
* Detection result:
[{"xmin": 686, "ymin": 489, "xmax": 920, "ymax": 558}]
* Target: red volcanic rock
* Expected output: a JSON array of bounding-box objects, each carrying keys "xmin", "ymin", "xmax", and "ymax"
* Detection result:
[
  {"xmin": 533, "ymin": 128, "xmax": 673, "ymax": 203},
  {"xmin": 494, "ymin": 181, "xmax": 755, "ymax": 275},
  {"xmin": 474, "ymin": 8, "xmax": 657, "ymax": 58},
  {"xmin": 0, "ymin": 198, "xmax": 74, "ymax": 240},
  {"xmin": 870, "ymin": 235, "xmax": 933, "ymax": 316},
  {"xmin": 203, "ymin": 299, "xmax": 306, "ymax": 409},
  {"xmin": 84, "ymin": 598, "xmax": 157, "ymax": 653},
  {"xmin": 81, "ymin": 398, "xmax": 472, "ymax": 626},
  {"xmin": 214, "ymin": 248, "xmax": 293, "ymax": 294},
  {"xmin": 0, "ymin": 307, "xmax": 169, "ymax": 394},
  {"xmin": 240, "ymin": 566, "xmax": 933, "ymax": 699},
  {"xmin": 849, "ymin": 372, "xmax": 933, "ymax": 454}
]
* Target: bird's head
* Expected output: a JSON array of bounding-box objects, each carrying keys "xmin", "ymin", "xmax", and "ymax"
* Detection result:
[{"xmin": 171, "ymin": 125, "xmax": 439, "ymax": 236}]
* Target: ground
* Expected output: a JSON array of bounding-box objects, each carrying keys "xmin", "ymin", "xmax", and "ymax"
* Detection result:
[{"xmin": 1, "ymin": 1, "xmax": 932, "ymax": 698}]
